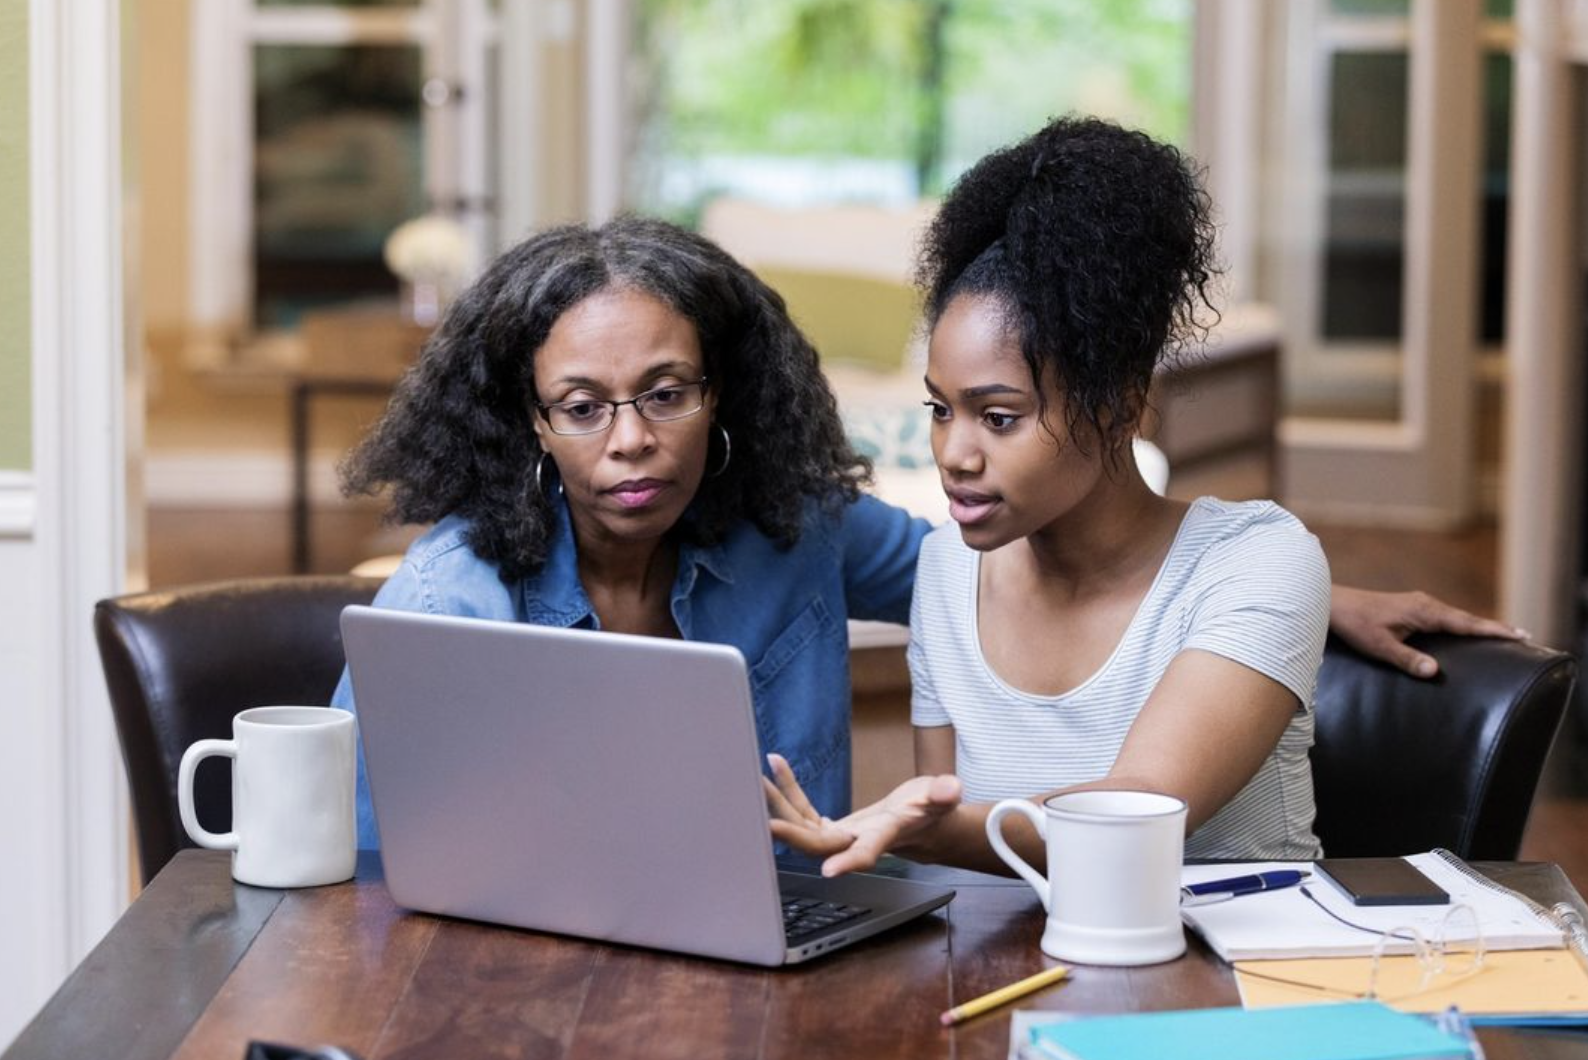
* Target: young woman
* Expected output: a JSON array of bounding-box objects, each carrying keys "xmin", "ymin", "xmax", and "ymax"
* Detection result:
[{"xmin": 768, "ymin": 117, "xmax": 1407, "ymax": 873}]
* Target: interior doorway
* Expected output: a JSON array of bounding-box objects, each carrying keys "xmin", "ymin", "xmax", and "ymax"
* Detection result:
[
  {"xmin": 135, "ymin": 0, "xmax": 566, "ymax": 587},
  {"xmin": 1571, "ymin": 65, "xmax": 1588, "ymax": 790}
]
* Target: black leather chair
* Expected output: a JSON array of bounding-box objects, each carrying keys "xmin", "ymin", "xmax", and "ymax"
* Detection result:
[
  {"xmin": 1311, "ymin": 632, "xmax": 1576, "ymax": 860},
  {"xmin": 94, "ymin": 575, "xmax": 381, "ymax": 886}
]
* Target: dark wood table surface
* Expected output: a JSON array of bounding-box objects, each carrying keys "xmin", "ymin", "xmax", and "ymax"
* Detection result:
[{"xmin": 6, "ymin": 851, "xmax": 1586, "ymax": 1060}]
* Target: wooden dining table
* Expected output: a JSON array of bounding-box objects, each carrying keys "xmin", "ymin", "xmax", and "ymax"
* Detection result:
[{"xmin": 5, "ymin": 850, "xmax": 1585, "ymax": 1060}]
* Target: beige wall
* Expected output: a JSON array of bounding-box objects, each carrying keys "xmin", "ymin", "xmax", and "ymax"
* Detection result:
[
  {"xmin": 0, "ymin": 0, "xmax": 29, "ymax": 470},
  {"xmin": 539, "ymin": 35, "xmax": 589, "ymax": 228},
  {"xmin": 138, "ymin": 0, "xmax": 189, "ymax": 335}
]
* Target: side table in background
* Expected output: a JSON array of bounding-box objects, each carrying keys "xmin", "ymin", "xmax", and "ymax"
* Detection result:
[{"xmin": 291, "ymin": 304, "xmax": 432, "ymax": 573}]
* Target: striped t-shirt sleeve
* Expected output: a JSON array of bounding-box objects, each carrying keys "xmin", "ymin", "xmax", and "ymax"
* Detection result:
[
  {"xmin": 907, "ymin": 557, "xmax": 951, "ymax": 728},
  {"xmin": 1182, "ymin": 522, "xmax": 1332, "ymax": 710}
]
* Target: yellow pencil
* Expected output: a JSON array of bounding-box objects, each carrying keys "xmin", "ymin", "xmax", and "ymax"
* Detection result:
[{"xmin": 938, "ymin": 963, "xmax": 1071, "ymax": 1026}]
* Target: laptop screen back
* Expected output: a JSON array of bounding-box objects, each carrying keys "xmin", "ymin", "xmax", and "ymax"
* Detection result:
[{"xmin": 341, "ymin": 605, "xmax": 791, "ymax": 965}]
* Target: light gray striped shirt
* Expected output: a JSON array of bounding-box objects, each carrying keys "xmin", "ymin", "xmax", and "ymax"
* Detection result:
[{"xmin": 909, "ymin": 497, "xmax": 1329, "ymax": 860}]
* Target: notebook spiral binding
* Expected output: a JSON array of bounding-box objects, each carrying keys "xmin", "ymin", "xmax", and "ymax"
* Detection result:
[{"xmin": 1430, "ymin": 846, "xmax": 1588, "ymax": 963}]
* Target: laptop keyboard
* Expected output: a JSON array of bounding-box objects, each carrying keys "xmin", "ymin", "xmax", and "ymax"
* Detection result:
[{"xmin": 782, "ymin": 897, "xmax": 870, "ymax": 943}]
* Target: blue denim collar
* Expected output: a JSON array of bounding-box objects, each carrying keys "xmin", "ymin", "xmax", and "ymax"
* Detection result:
[{"xmin": 522, "ymin": 496, "xmax": 734, "ymax": 629}]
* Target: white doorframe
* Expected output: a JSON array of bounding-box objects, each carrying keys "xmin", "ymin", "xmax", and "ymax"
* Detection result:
[
  {"xmin": 33, "ymin": 0, "xmax": 132, "ymax": 951},
  {"xmin": 495, "ymin": 0, "xmax": 547, "ymax": 246},
  {"xmin": 1199, "ymin": 0, "xmax": 1485, "ymax": 529},
  {"xmin": 1192, "ymin": 0, "xmax": 1265, "ymax": 305},
  {"xmin": 584, "ymin": 0, "xmax": 628, "ymax": 222},
  {"xmin": 1499, "ymin": 0, "xmax": 1584, "ymax": 646},
  {"xmin": 0, "ymin": 0, "xmax": 133, "ymax": 1044}
]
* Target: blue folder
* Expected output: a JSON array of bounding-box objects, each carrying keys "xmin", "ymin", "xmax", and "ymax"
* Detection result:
[{"xmin": 1027, "ymin": 1000, "xmax": 1471, "ymax": 1060}]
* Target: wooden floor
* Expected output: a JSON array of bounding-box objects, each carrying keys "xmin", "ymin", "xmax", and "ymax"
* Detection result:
[
  {"xmin": 1307, "ymin": 521, "xmax": 1500, "ymax": 617},
  {"xmin": 146, "ymin": 503, "xmax": 1585, "ymax": 883}
]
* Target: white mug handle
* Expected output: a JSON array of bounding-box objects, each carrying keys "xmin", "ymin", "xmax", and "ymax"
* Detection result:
[
  {"xmin": 986, "ymin": 798, "xmax": 1050, "ymax": 910},
  {"xmin": 178, "ymin": 739, "xmax": 240, "ymax": 851}
]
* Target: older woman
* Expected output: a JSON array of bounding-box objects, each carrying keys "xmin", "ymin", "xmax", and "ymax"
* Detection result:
[
  {"xmin": 333, "ymin": 217, "xmax": 923, "ymax": 847},
  {"xmin": 333, "ymin": 215, "xmax": 1519, "ymax": 850}
]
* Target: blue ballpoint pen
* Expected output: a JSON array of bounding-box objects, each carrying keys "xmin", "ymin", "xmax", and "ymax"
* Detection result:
[{"xmin": 1180, "ymin": 869, "xmax": 1311, "ymax": 906}]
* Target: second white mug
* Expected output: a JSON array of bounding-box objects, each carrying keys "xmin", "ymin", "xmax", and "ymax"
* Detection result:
[
  {"xmin": 986, "ymin": 789, "xmax": 1187, "ymax": 966},
  {"xmin": 178, "ymin": 705, "xmax": 357, "ymax": 889}
]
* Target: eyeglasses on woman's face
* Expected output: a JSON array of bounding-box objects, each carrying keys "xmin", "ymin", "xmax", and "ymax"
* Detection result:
[{"xmin": 534, "ymin": 378, "xmax": 710, "ymax": 436}]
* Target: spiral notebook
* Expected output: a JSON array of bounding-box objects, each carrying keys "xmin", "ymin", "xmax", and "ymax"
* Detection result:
[{"xmin": 1180, "ymin": 850, "xmax": 1574, "ymax": 962}]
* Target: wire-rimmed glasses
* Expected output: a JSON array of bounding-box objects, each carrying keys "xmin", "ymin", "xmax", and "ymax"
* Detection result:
[
  {"xmin": 1235, "ymin": 888, "xmax": 1487, "ymax": 1003},
  {"xmin": 535, "ymin": 378, "xmax": 710, "ymax": 436}
]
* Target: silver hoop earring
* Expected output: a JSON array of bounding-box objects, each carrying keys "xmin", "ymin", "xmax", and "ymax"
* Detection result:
[
  {"xmin": 711, "ymin": 424, "xmax": 731, "ymax": 478},
  {"xmin": 536, "ymin": 453, "xmax": 563, "ymax": 497}
]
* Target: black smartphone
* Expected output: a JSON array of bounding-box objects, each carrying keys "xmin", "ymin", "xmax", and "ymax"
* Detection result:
[{"xmin": 1314, "ymin": 857, "xmax": 1449, "ymax": 906}]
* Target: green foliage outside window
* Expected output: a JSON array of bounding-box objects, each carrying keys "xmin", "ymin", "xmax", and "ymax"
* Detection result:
[{"xmin": 631, "ymin": 0, "xmax": 1191, "ymax": 223}]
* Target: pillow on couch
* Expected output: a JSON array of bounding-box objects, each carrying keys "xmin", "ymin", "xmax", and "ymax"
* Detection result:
[
  {"xmin": 756, "ymin": 266, "xmax": 922, "ymax": 374},
  {"xmin": 841, "ymin": 403, "xmax": 935, "ymax": 470}
]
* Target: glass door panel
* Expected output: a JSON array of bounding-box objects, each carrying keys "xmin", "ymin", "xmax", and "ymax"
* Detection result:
[
  {"xmin": 252, "ymin": 43, "xmax": 425, "ymax": 329},
  {"xmin": 1321, "ymin": 50, "xmax": 1408, "ymax": 342}
]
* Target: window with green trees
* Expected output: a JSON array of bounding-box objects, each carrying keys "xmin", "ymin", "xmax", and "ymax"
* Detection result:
[{"xmin": 629, "ymin": 0, "xmax": 1192, "ymax": 224}]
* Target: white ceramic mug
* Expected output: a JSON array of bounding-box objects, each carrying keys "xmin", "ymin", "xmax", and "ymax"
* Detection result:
[
  {"xmin": 178, "ymin": 706, "xmax": 357, "ymax": 888},
  {"xmin": 985, "ymin": 790, "xmax": 1188, "ymax": 966}
]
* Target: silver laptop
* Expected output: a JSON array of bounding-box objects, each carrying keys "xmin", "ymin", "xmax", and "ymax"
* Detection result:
[{"xmin": 340, "ymin": 605, "xmax": 954, "ymax": 966}]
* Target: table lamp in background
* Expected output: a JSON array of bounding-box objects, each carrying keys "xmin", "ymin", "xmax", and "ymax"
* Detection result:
[{"xmin": 383, "ymin": 213, "xmax": 473, "ymax": 327}]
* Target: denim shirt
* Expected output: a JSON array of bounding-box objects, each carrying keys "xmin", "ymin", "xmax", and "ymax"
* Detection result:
[{"xmin": 332, "ymin": 492, "xmax": 930, "ymax": 849}]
